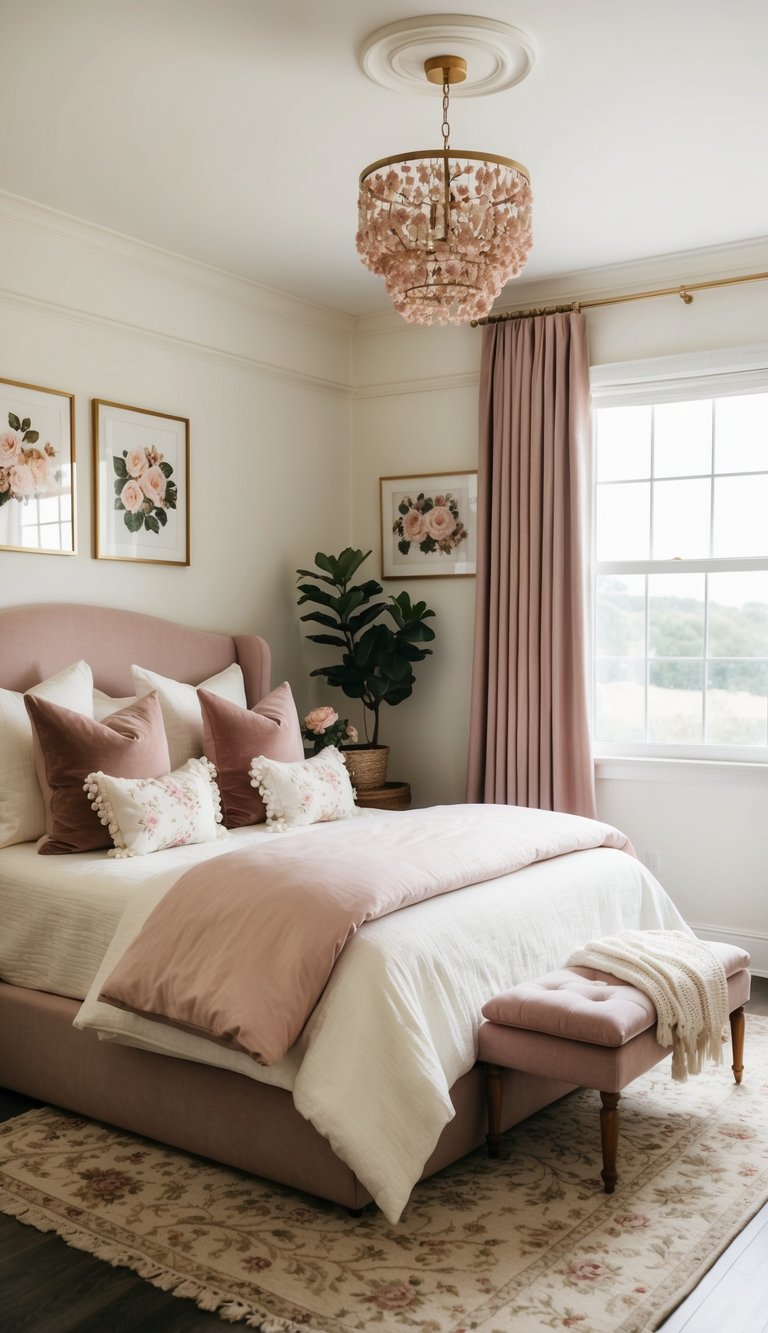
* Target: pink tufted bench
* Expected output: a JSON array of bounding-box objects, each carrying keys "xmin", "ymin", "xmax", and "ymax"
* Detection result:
[{"xmin": 478, "ymin": 942, "xmax": 751, "ymax": 1192}]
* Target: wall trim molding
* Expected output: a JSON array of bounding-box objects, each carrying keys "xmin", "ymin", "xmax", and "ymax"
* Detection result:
[
  {"xmin": 691, "ymin": 921, "xmax": 768, "ymax": 978},
  {"xmin": 595, "ymin": 756, "xmax": 768, "ymax": 788},
  {"xmin": 0, "ymin": 285, "xmax": 352, "ymax": 397},
  {"xmin": 0, "ymin": 189, "xmax": 354, "ymax": 338},
  {"xmin": 353, "ymin": 371, "xmax": 480, "ymax": 399}
]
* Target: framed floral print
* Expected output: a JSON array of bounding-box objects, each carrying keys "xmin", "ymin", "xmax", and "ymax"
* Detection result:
[
  {"xmin": 0, "ymin": 376, "xmax": 76, "ymax": 555},
  {"xmin": 93, "ymin": 400, "xmax": 189, "ymax": 565},
  {"xmin": 380, "ymin": 470, "xmax": 477, "ymax": 578}
]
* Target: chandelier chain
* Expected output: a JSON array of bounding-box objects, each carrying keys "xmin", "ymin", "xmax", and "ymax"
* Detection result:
[{"xmin": 441, "ymin": 78, "xmax": 451, "ymax": 151}]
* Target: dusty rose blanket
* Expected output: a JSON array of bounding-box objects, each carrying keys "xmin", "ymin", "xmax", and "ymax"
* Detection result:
[{"xmin": 99, "ymin": 804, "xmax": 633, "ymax": 1065}]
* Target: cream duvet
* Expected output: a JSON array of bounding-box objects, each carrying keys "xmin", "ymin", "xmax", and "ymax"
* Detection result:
[{"xmin": 75, "ymin": 805, "xmax": 688, "ymax": 1222}]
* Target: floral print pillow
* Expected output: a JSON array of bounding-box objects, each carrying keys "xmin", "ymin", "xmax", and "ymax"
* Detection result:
[
  {"xmin": 249, "ymin": 746, "xmax": 357, "ymax": 832},
  {"xmin": 84, "ymin": 757, "xmax": 225, "ymax": 858}
]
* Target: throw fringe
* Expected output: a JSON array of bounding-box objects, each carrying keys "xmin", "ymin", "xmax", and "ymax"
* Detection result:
[{"xmin": 0, "ymin": 1186, "xmax": 323, "ymax": 1333}]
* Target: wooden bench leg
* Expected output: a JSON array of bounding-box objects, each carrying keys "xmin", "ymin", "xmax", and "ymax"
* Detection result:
[
  {"xmin": 730, "ymin": 1005, "xmax": 745, "ymax": 1085},
  {"xmin": 486, "ymin": 1064, "xmax": 503, "ymax": 1158},
  {"xmin": 599, "ymin": 1091, "xmax": 621, "ymax": 1193}
]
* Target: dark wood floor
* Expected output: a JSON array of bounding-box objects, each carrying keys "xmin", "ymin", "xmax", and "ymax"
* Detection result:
[{"xmin": 0, "ymin": 978, "xmax": 766, "ymax": 1332}]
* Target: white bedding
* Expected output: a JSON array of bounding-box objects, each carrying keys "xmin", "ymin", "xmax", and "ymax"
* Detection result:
[
  {"xmin": 0, "ymin": 825, "xmax": 278, "ymax": 998},
  {"xmin": 68, "ymin": 820, "xmax": 688, "ymax": 1223}
]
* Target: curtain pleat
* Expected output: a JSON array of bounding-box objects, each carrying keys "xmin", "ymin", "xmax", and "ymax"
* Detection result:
[{"xmin": 467, "ymin": 311, "xmax": 596, "ymax": 818}]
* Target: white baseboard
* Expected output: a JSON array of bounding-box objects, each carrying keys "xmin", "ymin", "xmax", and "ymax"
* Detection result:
[{"xmin": 690, "ymin": 922, "xmax": 768, "ymax": 978}]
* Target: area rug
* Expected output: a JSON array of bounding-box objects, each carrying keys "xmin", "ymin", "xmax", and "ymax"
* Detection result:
[{"xmin": 2, "ymin": 1019, "xmax": 768, "ymax": 1333}]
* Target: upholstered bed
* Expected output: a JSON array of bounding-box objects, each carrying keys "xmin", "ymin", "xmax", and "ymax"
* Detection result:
[{"xmin": 0, "ymin": 603, "xmax": 688, "ymax": 1220}]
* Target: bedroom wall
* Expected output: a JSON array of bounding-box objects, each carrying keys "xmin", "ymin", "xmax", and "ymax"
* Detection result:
[
  {"xmin": 351, "ymin": 238, "xmax": 768, "ymax": 972},
  {"xmin": 0, "ymin": 194, "xmax": 353, "ymax": 695}
]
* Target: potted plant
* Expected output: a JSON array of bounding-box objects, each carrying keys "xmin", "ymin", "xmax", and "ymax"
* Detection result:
[{"xmin": 296, "ymin": 547, "xmax": 436, "ymax": 789}]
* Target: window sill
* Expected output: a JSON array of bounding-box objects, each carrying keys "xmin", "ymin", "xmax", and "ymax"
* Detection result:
[{"xmin": 594, "ymin": 754, "xmax": 768, "ymax": 786}]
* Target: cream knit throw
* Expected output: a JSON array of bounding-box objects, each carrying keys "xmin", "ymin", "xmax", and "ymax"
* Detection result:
[{"xmin": 567, "ymin": 930, "xmax": 729, "ymax": 1082}]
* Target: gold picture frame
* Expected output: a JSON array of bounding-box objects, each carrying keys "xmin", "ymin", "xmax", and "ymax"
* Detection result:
[
  {"xmin": 380, "ymin": 470, "xmax": 477, "ymax": 578},
  {"xmin": 93, "ymin": 399, "xmax": 190, "ymax": 565},
  {"xmin": 0, "ymin": 376, "xmax": 76, "ymax": 556}
]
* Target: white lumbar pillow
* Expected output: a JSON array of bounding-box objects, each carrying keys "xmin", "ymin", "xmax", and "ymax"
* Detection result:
[
  {"xmin": 85, "ymin": 757, "xmax": 225, "ymax": 858},
  {"xmin": 0, "ymin": 659, "xmax": 94, "ymax": 847},
  {"xmin": 131, "ymin": 662, "xmax": 247, "ymax": 769}
]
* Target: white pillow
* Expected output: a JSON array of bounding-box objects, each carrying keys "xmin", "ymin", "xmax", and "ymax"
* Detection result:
[
  {"xmin": 250, "ymin": 746, "xmax": 358, "ymax": 832},
  {"xmin": 0, "ymin": 660, "xmax": 94, "ymax": 848},
  {"xmin": 93, "ymin": 688, "xmax": 138, "ymax": 721},
  {"xmin": 84, "ymin": 757, "xmax": 225, "ymax": 858},
  {"xmin": 131, "ymin": 662, "xmax": 246, "ymax": 769}
]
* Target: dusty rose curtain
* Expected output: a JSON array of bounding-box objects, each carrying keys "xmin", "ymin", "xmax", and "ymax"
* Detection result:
[{"xmin": 466, "ymin": 311, "xmax": 596, "ymax": 817}]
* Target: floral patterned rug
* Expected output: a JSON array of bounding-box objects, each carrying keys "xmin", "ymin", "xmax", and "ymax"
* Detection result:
[{"xmin": 2, "ymin": 1018, "xmax": 768, "ymax": 1333}]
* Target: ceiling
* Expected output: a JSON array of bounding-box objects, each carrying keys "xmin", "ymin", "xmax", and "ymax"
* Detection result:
[{"xmin": 1, "ymin": 0, "xmax": 767, "ymax": 317}]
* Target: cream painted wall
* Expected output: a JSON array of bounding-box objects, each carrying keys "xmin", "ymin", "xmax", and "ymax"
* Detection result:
[
  {"xmin": 351, "ymin": 242, "xmax": 768, "ymax": 969},
  {"xmin": 0, "ymin": 199, "xmax": 353, "ymax": 696}
]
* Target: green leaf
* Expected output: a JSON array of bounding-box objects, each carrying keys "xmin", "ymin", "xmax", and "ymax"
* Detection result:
[
  {"xmin": 113, "ymin": 498, "xmax": 124, "ymax": 510},
  {"xmin": 347, "ymin": 604, "xmax": 386, "ymax": 635},
  {"xmin": 313, "ymin": 551, "xmax": 335, "ymax": 576},
  {"xmin": 296, "ymin": 583, "xmax": 340, "ymax": 611},
  {"xmin": 398, "ymin": 621, "xmax": 436, "ymax": 644},
  {"xmin": 300, "ymin": 610, "xmax": 343, "ymax": 630},
  {"xmin": 124, "ymin": 511, "xmax": 143, "ymax": 533},
  {"xmin": 21, "ymin": 418, "xmax": 30, "ymax": 431},
  {"xmin": 22, "ymin": 430, "xmax": 39, "ymax": 443},
  {"xmin": 114, "ymin": 477, "xmax": 126, "ymax": 495},
  {"xmin": 336, "ymin": 588, "xmax": 366, "ymax": 619},
  {"xmin": 154, "ymin": 507, "xmax": 168, "ymax": 526},
  {"xmin": 144, "ymin": 514, "xmax": 160, "ymax": 535},
  {"xmin": 159, "ymin": 461, "xmax": 173, "ymax": 478},
  {"xmin": 305, "ymin": 634, "xmax": 348, "ymax": 648},
  {"xmin": 8, "ymin": 413, "xmax": 20, "ymax": 430},
  {"xmin": 0, "ymin": 488, "xmax": 10, "ymax": 506},
  {"xmin": 113, "ymin": 456, "xmax": 128, "ymax": 479},
  {"xmin": 296, "ymin": 568, "xmax": 340, "ymax": 589},
  {"xmin": 165, "ymin": 495, "xmax": 177, "ymax": 510}
]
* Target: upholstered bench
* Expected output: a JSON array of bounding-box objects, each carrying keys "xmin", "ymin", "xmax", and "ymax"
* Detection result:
[{"xmin": 478, "ymin": 942, "xmax": 751, "ymax": 1193}]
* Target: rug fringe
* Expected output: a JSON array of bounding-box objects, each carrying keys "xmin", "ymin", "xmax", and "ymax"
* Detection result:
[{"xmin": 0, "ymin": 1187, "xmax": 325, "ymax": 1332}]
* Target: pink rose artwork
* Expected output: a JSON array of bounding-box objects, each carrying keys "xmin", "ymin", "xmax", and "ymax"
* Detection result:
[
  {"xmin": 0, "ymin": 429, "xmax": 23, "ymax": 468},
  {"xmin": 120, "ymin": 479, "xmax": 145, "ymax": 513},
  {"xmin": 140, "ymin": 465, "xmax": 167, "ymax": 503},
  {"xmin": 402, "ymin": 508, "xmax": 427, "ymax": 542},
  {"xmin": 125, "ymin": 448, "xmax": 148, "ymax": 478},
  {"xmin": 8, "ymin": 463, "xmax": 34, "ymax": 498},
  {"xmin": 424, "ymin": 504, "xmax": 457, "ymax": 540},
  {"xmin": 30, "ymin": 457, "xmax": 49, "ymax": 489}
]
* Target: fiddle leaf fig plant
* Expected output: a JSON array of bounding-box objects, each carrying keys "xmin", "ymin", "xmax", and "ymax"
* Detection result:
[{"xmin": 296, "ymin": 547, "xmax": 436, "ymax": 746}]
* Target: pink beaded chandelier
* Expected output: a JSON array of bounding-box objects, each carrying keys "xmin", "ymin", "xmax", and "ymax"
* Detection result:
[{"xmin": 356, "ymin": 55, "xmax": 533, "ymax": 326}]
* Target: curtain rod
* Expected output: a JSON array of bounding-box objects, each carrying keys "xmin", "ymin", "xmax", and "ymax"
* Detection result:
[{"xmin": 469, "ymin": 269, "xmax": 768, "ymax": 327}]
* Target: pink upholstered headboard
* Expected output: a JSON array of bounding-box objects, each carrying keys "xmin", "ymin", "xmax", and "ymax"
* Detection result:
[{"xmin": 0, "ymin": 604, "xmax": 271, "ymax": 704}]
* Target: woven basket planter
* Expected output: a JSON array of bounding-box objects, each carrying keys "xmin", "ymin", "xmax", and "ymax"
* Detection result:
[{"xmin": 341, "ymin": 744, "xmax": 389, "ymax": 792}]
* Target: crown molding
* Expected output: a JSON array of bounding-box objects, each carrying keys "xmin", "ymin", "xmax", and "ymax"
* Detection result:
[
  {"xmin": 352, "ymin": 370, "xmax": 479, "ymax": 400},
  {"xmin": 353, "ymin": 235, "xmax": 768, "ymax": 337},
  {"xmin": 0, "ymin": 285, "xmax": 351, "ymax": 397},
  {"xmin": 0, "ymin": 190, "xmax": 355, "ymax": 338}
]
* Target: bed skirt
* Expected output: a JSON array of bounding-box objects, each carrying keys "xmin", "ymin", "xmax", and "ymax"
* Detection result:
[{"xmin": 0, "ymin": 980, "xmax": 575, "ymax": 1211}]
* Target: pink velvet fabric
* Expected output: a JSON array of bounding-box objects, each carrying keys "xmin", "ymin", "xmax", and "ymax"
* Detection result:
[
  {"xmin": 483, "ymin": 970, "xmax": 658, "ymax": 1046},
  {"xmin": 0, "ymin": 604, "xmax": 271, "ymax": 700},
  {"xmin": 25, "ymin": 690, "xmax": 171, "ymax": 854},
  {"xmin": 199, "ymin": 681, "xmax": 304, "ymax": 827},
  {"xmin": 467, "ymin": 312, "xmax": 595, "ymax": 817},
  {"xmin": 479, "ymin": 967, "xmax": 750, "ymax": 1093}
]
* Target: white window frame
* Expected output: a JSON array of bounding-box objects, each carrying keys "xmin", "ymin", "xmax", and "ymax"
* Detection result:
[{"xmin": 590, "ymin": 343, "xmax": 768, "ymax": 771}]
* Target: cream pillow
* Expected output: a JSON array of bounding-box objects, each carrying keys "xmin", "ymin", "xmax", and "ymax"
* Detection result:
[
  {"xmin": 250, "ymin": 746, "xmax": 358, "ymax": 832},
  {"xmin": 131, "ymin": 662, "xmax": 246, "ymax": 769},
  {"xmin": 93, "ymin": 688, "xmax": 138, "ymax": 721},
  {"xmin": 84, "ymin": 757, "xmax": 225, "ymax": 858},
  {"xmin": 0, "ymin": 660, "xmax": 94, "ymax": 847}
]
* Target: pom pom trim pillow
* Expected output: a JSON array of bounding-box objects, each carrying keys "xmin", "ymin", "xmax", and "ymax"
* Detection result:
[
  {"xmin": 250, "ymin": 746, "xmax": 357, "ymax": 832},
  {"xmin": 85, "ymin": 757, "xmax": 225, "ymax": 858},
  {"xmin": 199, "ymin": 681, "xmax": 304, "ymax": 828}
]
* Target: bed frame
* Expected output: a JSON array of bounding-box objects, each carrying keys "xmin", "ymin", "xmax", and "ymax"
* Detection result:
[{"xmin": 0, "ymin": 603, "xmax": 572, "ymax": 1211}]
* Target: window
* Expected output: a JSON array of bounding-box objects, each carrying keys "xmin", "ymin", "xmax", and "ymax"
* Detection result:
[{"xmin": 592, "ymin": 365, "xmax": 768, "ymax": 763}]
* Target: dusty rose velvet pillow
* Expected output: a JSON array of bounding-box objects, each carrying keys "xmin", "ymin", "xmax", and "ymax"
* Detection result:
[
  {"xmin": 25, "ymin": 690, "xmax": 171, "ymax": 855},
  {"xmin": 199, "ymin": 681, "xmax": 304, "ymax": 827}
]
